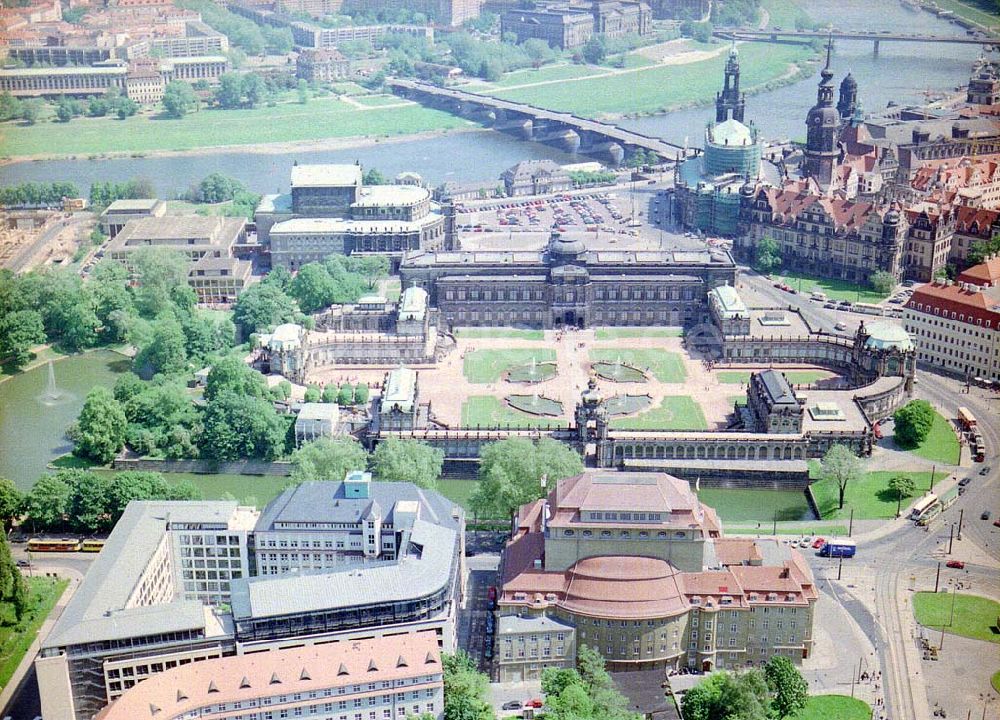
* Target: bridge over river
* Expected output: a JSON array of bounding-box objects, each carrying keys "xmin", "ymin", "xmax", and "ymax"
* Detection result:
[
  {"xmin": 714, "ymin": 28, "xmax": 1000, "ymax": 55},
  {"xmin": 388, "ymin": 78, "xmax": 699, "ymax": 166}
]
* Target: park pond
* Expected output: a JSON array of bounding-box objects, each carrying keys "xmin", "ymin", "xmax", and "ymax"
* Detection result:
[{"xmin": 0, "ymin": 350, "xmax": 128, "ymax": 489}]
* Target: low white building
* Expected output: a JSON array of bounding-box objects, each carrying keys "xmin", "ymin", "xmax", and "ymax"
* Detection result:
[{"xmin": 294, "ymin": 402, "xmax": 339, "ymax": 446}]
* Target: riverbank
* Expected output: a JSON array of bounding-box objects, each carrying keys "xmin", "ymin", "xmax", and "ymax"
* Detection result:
[{"xmin": 0, "ymin": 40, "xmax": 814, "ymax": 162}]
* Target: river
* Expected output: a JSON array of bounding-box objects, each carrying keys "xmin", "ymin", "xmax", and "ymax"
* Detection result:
[{"xmin": 0, "ymin": 0, "xmax": 986, "ymax": 196}]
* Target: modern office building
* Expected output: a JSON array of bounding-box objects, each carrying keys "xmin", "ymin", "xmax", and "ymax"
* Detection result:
[
  {"xmin": 93, "ymin": 633, "xmax": 445, "ymax": 720},
  {"xmin": 99, "ymin": 198, "xmax": 167, "ymax": 237},
  {"xmin": 36, "ymin": 480, "xmax": 464, "ymax": 720},
  {"xmin": 252, "ymin": 471, "xmax": 463, "ymax": 574},
  {"xmin": 495, "ymin": 471, "xmax": 818, "ymax": 681}
]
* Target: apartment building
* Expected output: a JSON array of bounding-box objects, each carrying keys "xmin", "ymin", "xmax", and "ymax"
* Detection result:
[
  {"xmin": 903, "ymin": 266, "xmax": 1000, "ymax": 382},
  {"xmin": 94, "ymin": 633, "xmax": 445, "ymax": 720},
  {"xmin": 496, "ymin": 472, "xmax": 818, "ymax": 681}
]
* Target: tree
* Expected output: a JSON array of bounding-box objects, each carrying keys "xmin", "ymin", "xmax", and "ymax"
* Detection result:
[
  {"xmin": 541, "ymin": 668, "xmax": 583, "ymax": 698},
  {"xmin": 0, "ymin": 535, "xmax": 29, "ymax": 621},
  {"xmin": 56, "ymin": 98, "xmax": 74, "ymax": 123},
  {"xmin": 888, "ymin": 474, "xmax": 916, "ymax": 502},
  {"xmin": 215, "ymin": 73, "xmax": 245, "ymax": 108},
  {"xmin": 371, "ymin": 438, "xmax": 444, "ymax": 490},
  {"xmin": 349, "ymin": 255, "xmax": 390, "ymax": 289},
  {"xmin": 297, "ymin": 78, "xmax": 310, "ymax": 104},
  {"xmin": 67, "ymin": 470, "xmax": 113, "ymax": 533},
  {"xmin": 522, "ymin": 38, "xmax": 555, "ymax": 68},
  {"xmin": 19, "ymin": 99, "xmax": 42, "ymax": 125},
  {"xmin": 442, "ymin": 652, "xmax": 494, "ymax": 720},
  {"xmin": 967, "ymin": 233, "xmax": 1000, "ymax": 267},
  {"xmin": 290, "ymin": 437, "xmax": 369, "ymax": 483},
  {"xmin": 199, "ymin": 394, "xmax": 287, "ymax": 461},
  {"xmin": 893, "ymin": 399, "xmax": 935, "ymax": 448},
  {"xmin": 363, "ymin": 168, "xmax": 387, "ymax": 185},
  {"xmin": 134, "ymin": 317, "xmax": 188, "ymax": 376},
  {"xmin": 764, "ymin": 656, "xmax": 808, "ymax": 719},
  {"xmin": 304, "ymin": 385, "xmax": 321, "ymax": 403},
  {"xmin": 354, "ymin": 383, "xmax": 369, "ymax": 404},
  {"xmin": 23, "ymin": 474, "xmax": 73, "ymax": 532},
  {"xmin": 0, "ymin": 478, "xmax": 23, "ymax": 532},
  {"xmin": 337, "ymin": 383, "xmax": 353, "ymax": 405},
  {"xmin": 321, "ymin": 384, "xmax": 337, "ymax": 403},
  {"xmin": 204, "ymin": 356, "xmax": 270, "ymax": 401},
  {"xmin": 116, "ymin": 98, "xmax": 138, "ymax": 119},
  {"xmin": 753, "ymin": 236, "xmax": 781, "ymax": 274},
  {"xmin": 0, "ymin": 91, "xmax": 22, "ymax": 121},
  {"xmin": 582, "ymin": 36, "xmax": 606, "ymax": 64},
  {"xmin": 471, "ymin": 437, "xmax": 583, "ymax": 519},
  {"xmin": 233, "ymin": 282, "xmax": 297, "ymax": 334},
  {"xmin": 819, "ymin": 444, "xmax": 865, "ymax": 510},
  {"xmin": 289, "ymin": 263, "xmax": 338, "ymax": 313},
  {"xmin": 681, "ymin": 670, "xmax": 770, "ymax": 720},
  {"xmin": 132, "ymin": 246, "xmax": 190, "ymax": 317},
  {"xmin": 72, "ymin": 387, "xmax": 128, "ymax": 464},
  {"xmin": 243, "ymin": 73, "xmax": 267, "ymax": 107},
  {"xmin": 162, "ymin": 81, "xmax": 198, "ymax": 118},
  {"xmin": 0, "ymin": 309, "xmax": 45, "ymax": 368}
]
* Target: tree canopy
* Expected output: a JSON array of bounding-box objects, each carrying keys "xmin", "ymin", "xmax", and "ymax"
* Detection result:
[
  {"xmin": 371, "ymin": 438, "xmax": 444, "ymax": 489},
  {"xmin": 290, "ymin": 437, "xmax": 369, "ymax": 484},
  {"xmin": 71, "ymin": 387, "xmax": 128, "ymax": 464},
  {"xmin": 471, "ymin": 437, "xmax": 583, "ymax": 519},
  {"xmin": 893, "ymin": 399, "xmax": 935, "ymax": 448},
  {"xmin": 442, "ymin": 651, "xmax": 494, "ymax": 720},
  {"xmin": 819, "ymin": 444, "xmax": 865, "ymax": 510}
]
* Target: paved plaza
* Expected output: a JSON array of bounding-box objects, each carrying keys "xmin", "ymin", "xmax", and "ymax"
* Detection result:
[{"xmin": 310, "ymin": 327, "xmax": 846, "ymax": 430}]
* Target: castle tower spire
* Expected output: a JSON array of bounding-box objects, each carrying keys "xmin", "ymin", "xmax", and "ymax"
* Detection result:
[{"xmin": 715, "ymin": 41, "xmax": 745, "ymax": 123}]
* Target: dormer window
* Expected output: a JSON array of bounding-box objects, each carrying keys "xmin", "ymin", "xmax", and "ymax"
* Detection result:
[
  {"xmin": 690, "ymin": 596, "xmax": 701, "ymax": 606},
  {"xmin": 564, "ymin": 530, "xmax": 574, "ymax": 537},
  {"xmin": 786, "ymin": 594, "xmax": 796, "ymax": 602},
  {"xmin": 767, "ymin": 593, "xmax": 778, "ymax": 602}
]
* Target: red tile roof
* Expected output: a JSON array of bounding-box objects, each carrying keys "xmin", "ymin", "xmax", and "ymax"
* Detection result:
[
  {"xmin": 905, "ymin": 281, "xmax": 1000, "ymax": 326},
  {"xmin": 957, "ymin": 257, "xmax": 1000, "ymax": 286}
]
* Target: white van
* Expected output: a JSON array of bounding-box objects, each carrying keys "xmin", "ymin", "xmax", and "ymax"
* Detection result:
[{"xmin": 810, "ymin": 291, "xmax": 828, "ymax": 302}]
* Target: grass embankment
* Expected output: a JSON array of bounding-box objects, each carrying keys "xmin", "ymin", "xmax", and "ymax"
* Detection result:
[
  {"xmin": 697, "ymin": 488, "xmax": 811, "ymax": 522},
  {"xmin": 0, "ymin": 96, "xmax": 468, "ymax": 158},
  {"xmin": 488, "ymin": 42, "xmax": 813, "ymax": 117},
  {"xmin": 774, "ymin": 271, "xmax": 888, "ymax": 303},
  {"xmin": 811, "ymin": 468, "xmax": 937, "ymax": 520},
  {"xmin": 899, "ymin": 410, "xmax": 961, "ymax": 466},
  {"xmin": 609, "ymin": 396, "xmax": 706, "ymax": 430},
  {"xmin": 0, "ymin": 577, "xmax": 69, "ymax": 690},
  {"xmin": 589, "ymin": 348, "xmax": 686, "ymax": 383},
  {"xmin": 933, "ymin": 0, "xmax": 1000, "ymax": 28},
  {"xmin": 461, "ymin": 395, "xmax": 567, "ymax": 429},
  {"xmin": 716, "ymin": 370, "xmax": 832, "ymax": 385},
  {"xmin": 454, "ymin": 328, "xmax": 544, "ymax": 340},
  {"xmin": 761, "ymin": 0, "xmax": 815, "ymax": 30},
  {"xmin": 790, "ymin": 695, "xmax": 872, "ymax": 720},
  {"xmin": 724, "ymin": 523, "xmax": 849, "ymax": 536},
  {"xmin": 462, "ymin": 349, "xmax": 556, "ymax": 384},
  {"xmin": 913, "ymin": 592, "xmax": 1000, "ymax": 644},
  {"xmin": 594, "ymin": 327, "xmax": 683, "ymax": 340},
  {"xmin": 993, "ymin": 669, "xmax": 1000, "ymax": 694}
]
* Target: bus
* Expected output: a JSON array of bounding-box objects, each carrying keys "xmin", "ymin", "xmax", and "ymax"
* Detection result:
[
  {"xmin": 819, "ymin": 539, "xmax": 857, "ymax": 558},
  {"xmin": 958, "ymin": 407, "xmax": 977, "ymax": 431},
  {"xmin": 917, "ymin": 503, "xmax": 942, "ymax": 526},
  {"xmin": 854, "ymin": 302, "xmax": 885, "ymax": 316},
  {"xmin": 80, "ymin": 539, "xmax": 106, "ymax": 553},
  {"xmin": 27, "ymin": 538, "xmax": 81, "ymax": 553},
  {"xmin": 909, "ymin": 493, "xmax": 939, "ymax": 522},
  {"xmin": 971, "ymin": 433, "xmax": 985, "ymax": 462},
  {"xmin": 939, "ymin": 486, "xmax": 959, "ymax": 513}
]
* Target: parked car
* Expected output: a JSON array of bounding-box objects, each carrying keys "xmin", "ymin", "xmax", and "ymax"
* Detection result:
[
  {"xmin": 993, "ymin": 519, "xmax": 1000, "ymax": 528},
  {"xmin": 526, "ymin": 699, "xmax": 544, "ymax": 708},
  {"xmin": 799, "ymin": 536, "xmax": 813, "ymax": 547},
  {"xmin": 812, "ymin": 537, "xmax": 826, "ymax": 548},
  {"xmin": 982, "ymin": 511, "xmax": 992, "ymax": 520},
  {"xmin": 15, "ymin": 559, "xmax": 29, "ymax": 567},
  {"xmin": 945, "ymin": 560, "xmax": 965, "ymax": 569},
  {"xmin": 502, "ymin": 701, "xmax": 523, "ymax": 711},
  {"xmin": 979, "ymin": 466, "xmax": 991, "ymax": 476},
  {"xmin": 959, "ymin": 476, "xmax": 972, "ymax": 487}
]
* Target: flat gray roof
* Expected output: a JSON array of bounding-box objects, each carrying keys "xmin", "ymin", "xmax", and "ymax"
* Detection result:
[
  {"xmin": 230, "ymin": 520, "xmax": 457, "ymax": 621},
  {"xmin": 255, "ymin": 480, "xmax": 461, "ymax": 532},
  {"xmin": 43, "ymin": 501, "xmax": 239, "ymax": 650}
]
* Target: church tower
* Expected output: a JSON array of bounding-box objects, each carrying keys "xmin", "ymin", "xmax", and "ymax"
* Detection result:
[
  {"xmin": 837, "ymin": 71, "xmax": 858, "ymax": 121},
  {"xmin": 715, "ymin": 42, "xmax": 745, "ymax": 123},
  {"xmin": 802, "ymin": 39, "xmax": 841, "ymax": 190}
]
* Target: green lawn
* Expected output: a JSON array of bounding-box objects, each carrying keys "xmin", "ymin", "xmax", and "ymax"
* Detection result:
[
  {"xmin": 610, "ymin": 396, "xmax": 706, "ymax": 430},
  {"xmin": 790, "ymin": 695, "xmax": 871, "ymax": 720},
  {"xmin": 724, "ymin": 523, "xmax": 849, "ymax": 536},
  {"xmin": 0, "ymin": 97, "xmax": 467, "ymax": 157},
  {"xmin": 810, "ymin": 469, "xmax": 937, "ymax": 520},
  {"xmin": 477, "ymin": 63, "xmax": 603, "ymax": 89},
  {"xmin": 454, "ymin": 328, "xmax": 544, "ymax": 340},
  {"xmin": 696, "ymin": 488, "xmax": 812, "ymax": 522},
  {"xmin": 774, "ymin": 271, "xmax": 888, "ymax": 303},
  {"xmin": 0, "ymin": 577, "xmax": 68, "ymax": 691},
  {"xmin": 461, "ymin": 395, "xmax": 567, "ymax": 429},
  {"xmin": 489, "ymin": 42, "xmax": 812, "ymax": 117},
  {"xmin": 383, "ymin": 277, "xmax": 401, "ymax": 303},
  {"xmin": 594, "ymin": 327, "xmax": 683, "ymax": 340},
  {"xmin": 462, "ymin": 348, "xmax": 556, "ymax": 384},
  {"xmin": 728, "ymin": 395, "xmax": 747, "ymax": 407},
  {"xmin": 716, "ymin": 370, "xmax": 832, "ymax": 385},
  {"xmin": 912, "ymin": 592, "xmax": 1000, "ymax": 644},
  {"xmin": 992, "ymin": 669, "xmax": 1000, "ymax": 694},
  {"xmin": 589, "ymin": 348, "xmax": 686, "ymax": 383},
  {"xmin": 900, "ymin": 410, "xmax": 960, "ymax": 466},
  {"xmin": 330, "ymin": 82, "xmax": 368, "ymax": 95},
  {"xmin": 933, "ymin": 0, "xmax": 1000, "ymax": 28},
  {"xmin": 761, "ymin": 0, "xmax": 815, "ymax": 30}
]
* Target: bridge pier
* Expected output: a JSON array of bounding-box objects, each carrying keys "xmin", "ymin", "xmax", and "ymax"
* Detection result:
[{"xmin": 873, "ymin": 39, "xmax": 879, "ymax": 56}]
